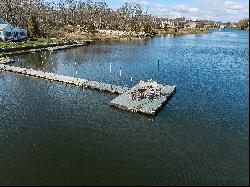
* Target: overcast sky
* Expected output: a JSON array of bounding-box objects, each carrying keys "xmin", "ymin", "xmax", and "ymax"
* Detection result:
[{"xmin": 104, "ymin": 0, "xmax": 249, "ymax": 22}]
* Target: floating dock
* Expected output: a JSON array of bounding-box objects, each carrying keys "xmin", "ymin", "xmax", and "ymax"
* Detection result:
[
  {"xmin": 110, "ymin": 80, "xmax": 176, "ymax": 116},
  {"xmin": 0, "ymin": 64, "xmax": 176, "ymax": 116},
  {"xmin": 0, "ymin": 64, "xmax": 128, "ymax": 94}
]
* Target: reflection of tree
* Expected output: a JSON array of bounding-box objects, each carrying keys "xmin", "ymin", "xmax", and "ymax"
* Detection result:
[
  {"xmin": 23, "ymin": 53, "xmax": 43, "ymax": 68},
  {"xmin": 18, "ymin": 52, "xmax": 57, "ymax": 71}
]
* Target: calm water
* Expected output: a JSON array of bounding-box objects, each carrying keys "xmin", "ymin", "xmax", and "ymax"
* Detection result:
[{"xmin": 0, "ymin": 30, "xmax": 249, "ymax": 185}]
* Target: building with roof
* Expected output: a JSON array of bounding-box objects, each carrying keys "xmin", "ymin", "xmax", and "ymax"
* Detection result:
[{"xmin": 0, "ymin": 18, "xmax": 28, "ymax": 41}]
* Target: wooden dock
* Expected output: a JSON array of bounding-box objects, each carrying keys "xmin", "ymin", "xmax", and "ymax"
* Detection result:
[
  {"xmin": 0, "ymin": 64, "xmax": 128, "ymax": 94},
  {"xmin": 0, "ymin": 65, "xmax": 176, "ymax": 116},
  {"xmin": 0, "ymin": 41, "xmax": 92, "ymax": 56}
]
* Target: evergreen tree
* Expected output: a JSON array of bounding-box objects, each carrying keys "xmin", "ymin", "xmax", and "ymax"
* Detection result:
[{"xmin": 28, "ymin": 16, "xmax": 40, "ymax": 38}]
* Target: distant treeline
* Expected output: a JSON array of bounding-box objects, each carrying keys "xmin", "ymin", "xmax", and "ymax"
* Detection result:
[
  {"xmin": 237, "ymin": 18, "xmax": 249, "ymax": 30},
  {"xmin": 0, "ymin": 0, "xmax": 248, "ymax": 38},
  {"xmin": 0, "ymin": 0, "xmax": 157, "ymax": 37}
]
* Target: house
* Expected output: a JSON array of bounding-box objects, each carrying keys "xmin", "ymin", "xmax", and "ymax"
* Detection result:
[
  {"xmin": 184, "ymin": 22, "xmax": 197, "ymax": 29},
  {"xmin": 173, "ymin": 17, "xmax": 187, "ymax": 28},
  {"xmin": 0, "ymin": 18, "xmax": 27, "ymax": 41},
  {"xmin": 161, "ymin": 19, "xmax": 176, "ymax": 29},
  {"xmin": 219, "ymin": 24, "xmax": 226, "ymax": 29}
]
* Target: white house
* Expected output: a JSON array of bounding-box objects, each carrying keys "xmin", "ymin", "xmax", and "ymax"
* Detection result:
[
  {"xmin": 184, "ymin": 22, "xmax": 197, "ymax": 29},
  {"xmin": 161, "ymin": 20, "xmax": 176, "ymax": 29},
  {"xmin": 219, "ymin": 24, "xmax": 226, "ymax": 29},
  {"xmin": 0, "ymin": 18, "xmax": 28, "ymax": 41}
]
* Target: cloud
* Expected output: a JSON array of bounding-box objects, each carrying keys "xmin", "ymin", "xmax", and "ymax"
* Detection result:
[
  {"xmin": 173, "ymin": 4, "xmax": 188, "ymax": 13},
  {"xmin": 130, "ymin": 0, "xmax": 249, "ymax": 22},
  {"xmin": 173, "ymin": 5, "xmax": 199, "ymax": 14},
  {"xmin": 188, "ymin": 8, "xmax": 199, "ymax": 13},
  {"xmin": 224, "ymin": 1, "xmax": 245, "ymax": 14},
  {"xmin": 134, "ymin": 0, "xmax": 149, "ymax": 6}
]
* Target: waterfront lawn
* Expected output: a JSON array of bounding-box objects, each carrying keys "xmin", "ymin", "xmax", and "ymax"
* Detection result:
[{"xmin": 0, "ymin": 38, "xmax": 60, "ymax": 49}]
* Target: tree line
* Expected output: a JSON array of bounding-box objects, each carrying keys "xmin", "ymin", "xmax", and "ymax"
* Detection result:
[
  {"xmin": 237, "ymin": 18, "xmax": 249, "ymax": 30},
  {"xmin": 0, "ymin": 0, "xmax": 158, "ymax": 37}
]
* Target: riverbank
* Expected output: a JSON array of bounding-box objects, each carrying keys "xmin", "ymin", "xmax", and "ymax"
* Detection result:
[
  {"xmin": 0, "ymin": 39, "xmax": 92, "ymax": 57},
  {"xmin": 156, "ymin": 28, "xmax": 209, "ymax": 36},
  {"xmin": 54, "ymin": 28, "xmax": 208, "ymax": 42},
  {"xmin": 0, "ymin": 28, "xmax": 209, "ymax": 56},
  {"xmin": 59, "ymin": 29, "xmax": 154, "ymax": 42}
]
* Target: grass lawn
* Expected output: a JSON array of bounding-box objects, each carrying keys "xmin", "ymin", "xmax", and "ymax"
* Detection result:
[{"xmin": 0, "ymin": 38, "xmax": 60, "ymax": 49}]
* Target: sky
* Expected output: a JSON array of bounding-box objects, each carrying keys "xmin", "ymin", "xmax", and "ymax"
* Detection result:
[{"xmin": 104, "ymin": 0, "xmax": 249, "ymax": 22}]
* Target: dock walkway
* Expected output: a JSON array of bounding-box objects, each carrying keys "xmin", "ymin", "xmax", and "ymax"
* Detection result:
[{"xmin": 0, "ymin": 64, "xmax": 128, "ymax": 94}]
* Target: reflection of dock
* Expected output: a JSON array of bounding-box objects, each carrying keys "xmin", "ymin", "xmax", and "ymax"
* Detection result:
[{"xmin": 0, "ymin": 64, "xmax": 176, "ymax": 116}]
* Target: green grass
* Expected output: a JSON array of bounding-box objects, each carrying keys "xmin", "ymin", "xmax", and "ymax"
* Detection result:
[{"xmin": 0, "ymin": 38, "xmax": 60, "ymax": 49}]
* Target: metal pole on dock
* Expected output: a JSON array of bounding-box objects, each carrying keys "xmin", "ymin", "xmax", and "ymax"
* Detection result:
[
  {"xmin": 157, "ymin": 58, "xmax": 160, "ymax": 70},
  {"xmin": 157, "ymin": 58, "xmax": 160, "ymax": 82}
]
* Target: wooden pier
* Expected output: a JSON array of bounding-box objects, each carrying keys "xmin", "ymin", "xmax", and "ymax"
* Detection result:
[{"xmin": 0, "ymin": 64, "xmax": 176, "ymax": 116}]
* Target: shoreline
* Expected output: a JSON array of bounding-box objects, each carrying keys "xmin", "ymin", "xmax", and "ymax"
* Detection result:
[
  {"xmin": 0, "ymin": 30, "xmax": 210, "ymax": 56},
  {"xmin": 0, "ymin": 40, "xmax": 92, "ymax": 57}
]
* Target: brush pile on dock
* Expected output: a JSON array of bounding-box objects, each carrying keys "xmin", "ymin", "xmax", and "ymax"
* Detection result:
[{"xmin": 110, "ymin": 80, "xmax": 176, "ymax": 116}]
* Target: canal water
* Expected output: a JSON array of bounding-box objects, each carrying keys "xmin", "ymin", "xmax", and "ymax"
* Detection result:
[{"xmin": 0, "ymin": 30, "xmax": 248, "ymax": 185}]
